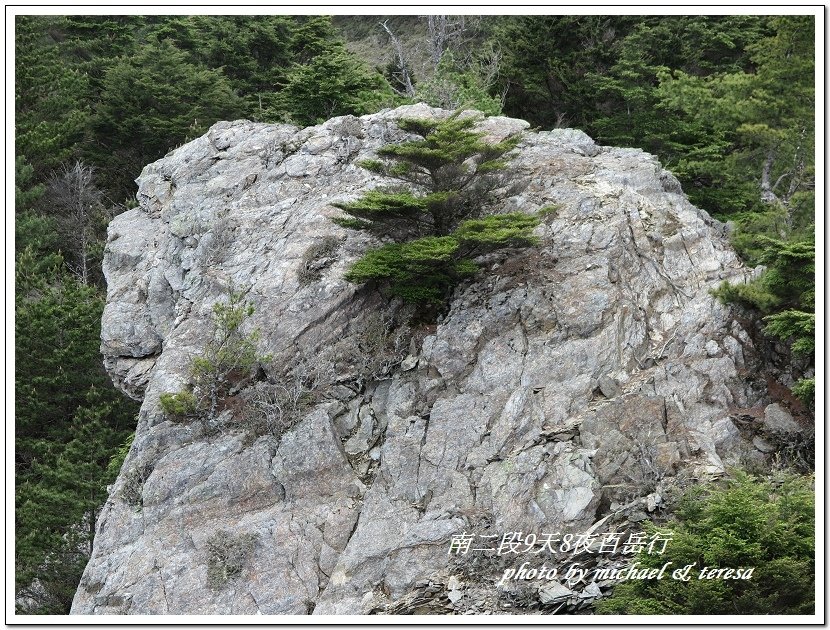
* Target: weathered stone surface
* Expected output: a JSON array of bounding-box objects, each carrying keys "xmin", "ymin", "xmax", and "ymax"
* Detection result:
[
  {"xmin": 763, "ymin": 402, "xmax": 801, "ymax": 433},
  {"xmin": 74, "ymin": 105, "xmax": 782, "ymax": 615},
  {"xmin": 753, "ymin": 435, "xmax": 776, "ymax": 453},
  {"xmin": 538, "ymin": 582, "xmax": 573, "ymax": 604}
]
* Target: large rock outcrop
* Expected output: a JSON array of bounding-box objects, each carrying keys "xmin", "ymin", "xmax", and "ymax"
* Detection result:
[{"xmin": 72, "ymin": 105, "xmax": 794, "ymax": 615}]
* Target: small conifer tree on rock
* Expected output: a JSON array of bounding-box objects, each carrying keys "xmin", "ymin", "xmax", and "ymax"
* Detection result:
[
  {"xmin": 160, "ymin": 291, "xmax": 267, "ymax": 424},
  {"xmin": 333, "ymin": 112, "xmax": 542, "ymax": 305}
]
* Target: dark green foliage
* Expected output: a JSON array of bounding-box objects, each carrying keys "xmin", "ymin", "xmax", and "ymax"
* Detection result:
[
  {"xmin": 276, "ymin": 47, "xmax": 393, "ymax": 126},
  {"xmin": 15, "ymin": 253, "xmax": 137, "ymax": 613},
  {"xmin": 764, "ymin": 311, "xmax": 815, "ymax": 356},
  {"xmin": 792, "ymin": 379, "xmax": 815, "ymax": 406},
  {"xmin": 15, "ymin": 155, "xmax": 58, "ymax": 259},
  {"xmin": 597, "ymin": 472, "xmax": 815, "ymax": 615},
  {"xmin": 494, "ymin": 15, "xmax": 769, "ymax": 138},
  {"xmin": 15, "ymin": 16, "xmax": 89, "ymax": 176},
  {"xmin": 713, "ymin": 238, "xmax": 814, "ymax": 405},
  {"xmin": 334, "ymin": 113, "xmax": 538, "ymax": 304},
  {"xmin": 15, "ymin": 156, "xmax": 44, "ymax": 213},
  {"xmin": 248, "ymin": 16, "xmax": 396, "ymax": 125},
  {"xmin": 729, "ymin": 207, "xmax": 792, "ymax": 264},
  {"xmin": 156, "ymin": 15, "xmax": 381, "ymax": 122},
  {"xmin": 337, "ymin": 114, "xmax": 522, "ymax": 239},
  {"xmin": 345, "ymin": 212, "xmax": 539, "ymax": 304},
  {"xmin": 92, "ymin": 39, "xmax": 245, "ymax": 196},
  {"xmin": 493, "ymin": 15, "xmax": 814, "ymax": 262},
  {"xmin": 714, "ymin": 239, "xmax": 814, "ymax": 312},
  {"xmin": 105, "ymin": 432, "xmax": 135, "ymax": 481},
  {"xmin": 14, "ymin": 249, "xmax": 139, "ymax": 597},
  {"xmin": 494, "ymin": 16, "xmax": 635, "ymax": 130},
  {"xmin": 175, "ymin": 15, "xmax": 295, "ymax": 114},
  {"xmin": 16, "ymin": 211, "xmax": 59, "ymax": 261},
  {"xmin": 380, "ymin": 115, "xmax": 521, "ymax": 193},
  {"xmin": 15, "ymin": 251, "xmax": 136, "ymax": 462},
  {"xmin": 16, "ymin": 420, "xmax": 121, "ymax": 612},
  {"xmin": 59, "ymin": 16, "xmax": 139, "ymax": 67},
  {"xmin": 333, "ymin": 189, "xmax": 452, "ymax": 239},
  {"xmin": 289, "ymin": 15, "xmax": 342, "ymax": 62},
  {"xmin": 159, "ymin": 392, "xmax": 198, "ymax": 419},
  {"xmin": 16, "ymin": 15, "xmax": 396, "ymax": 201},
  {"xmin": 345, "ymin": 236, "xmax": 472, "ymax": 304},
  {"xmin": 655, "ymin": 16, "xmax": 814, "ymax": 224},
  {"xmin": 588, "ymin": 17, "xmax": 769, "ymax": 149},
  {"xmin": 454, "ymin": 213, "xmax": 541, "ymax": 247},
  {"xmin": 648, "ymin": 17, "xmax": 816, "ymax": 391}
]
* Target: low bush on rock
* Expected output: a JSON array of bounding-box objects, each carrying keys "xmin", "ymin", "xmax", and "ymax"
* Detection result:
[
  {"xmin": 159, "ymin": 291, "xmax": 268, "ymax": 427},
  {"xmin": 205, "ymin": 530, "xmax": 258, "ymax": 589}
]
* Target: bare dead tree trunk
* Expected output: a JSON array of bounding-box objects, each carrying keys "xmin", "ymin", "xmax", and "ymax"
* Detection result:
[
  {"xmin": 425, "ymin": 15, "xmax": 467, "ymax": 70},
  {"xmin": 380, "ymin": 20, "xmax": 416, "ymax": 97},
  {"xmin": 761, "ymin": 127, "xmax": 812, "ymax": 230},
  {"xmin": 382, "ymin": 15, "xmax": 499, "ymax": 111},
  {"xmin": 760, "ymin": 151, "xmax": 781, "ymax": 206},
  {"xmin": 88, "ymin": 506, "xmax": 97, "ymax": 556},
  {"xmin": 46, "ymin": 160, "xmax": 105, "ymax": 285},
  {"xmin": 426, "ymin": 15, "xmax": 448, "ymax": 68},
  {"xmin": 477, "ymin": 45, "xmax": 502, "ymax": 87},
  {"xmin": 784, "ymin": 127, "xmax": 809, "ymax": 206},
  {"xmin": 74, "ymin": 174, "xmax": 89, "ymax": 285}
]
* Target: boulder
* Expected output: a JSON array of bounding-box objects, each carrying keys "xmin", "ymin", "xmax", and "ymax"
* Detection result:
[{"xmin": 73, "ymin": 105, "xmax": 772, "ymax": 615}]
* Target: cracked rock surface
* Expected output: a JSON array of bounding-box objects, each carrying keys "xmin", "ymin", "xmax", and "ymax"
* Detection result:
[{"xmin": 72, "ymin": 105, "xmax": 788, "ymax": 615}]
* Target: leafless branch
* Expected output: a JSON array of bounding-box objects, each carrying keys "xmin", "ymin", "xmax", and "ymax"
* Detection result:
[
  {"xmin": 380, "ymin": 20, "xmax": 416, "ymax": 97},
  {"xmin": 45, "ymin": 160, "xmax": 108, "ymax": 285}
]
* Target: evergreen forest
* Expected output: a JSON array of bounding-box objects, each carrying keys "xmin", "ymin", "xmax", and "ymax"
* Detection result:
[{"xmin": 14, "ymin": 14, "xmax": 815, "ymax": 614}]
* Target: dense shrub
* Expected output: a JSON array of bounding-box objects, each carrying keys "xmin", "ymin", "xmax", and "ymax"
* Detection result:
[{"xmin": 597, "ymin": 472, "xmax": 815, "ymax": 615}]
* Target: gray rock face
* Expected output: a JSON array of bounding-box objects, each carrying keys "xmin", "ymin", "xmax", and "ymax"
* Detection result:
[{"xmin": 73, "ymin": 105, "xmax": 778, "ymax": 615}]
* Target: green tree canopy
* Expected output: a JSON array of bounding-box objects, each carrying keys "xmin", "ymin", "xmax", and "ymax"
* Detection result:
[
  {"xmin": 163, "ymin": 15, "xmax": 296, "ymax": 117},
  {"xmin": 276, "ymin": 46, "xmax": 394, "ymax": 126},
  {"xmin": 655, "ymin": 16, "xmax": 814, "ymax": 229},
  {"xmin": 91, "ymin": 38, "xmax": 245, "ymax": 197},
  {"xmin": 333, "ymin": 113, "xmax": 540, "ymax": 305},
  {"xmin": 334, "ymin": 114, "xmax": 522, "ymax": 238},
  {"xmin": 713, "ymin": 238, "xmax": 815, "ymax": 405},
  {"xmin": 15, "ymin": 16, "xmax": 89, "ymax": 176},
  {"xmin": 597, "ymin": 472, "xmax": 815, "ymax": 615},
  {"xmin": 15, "ymin": 250, "xmax": 137, "ymax": 613}
]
